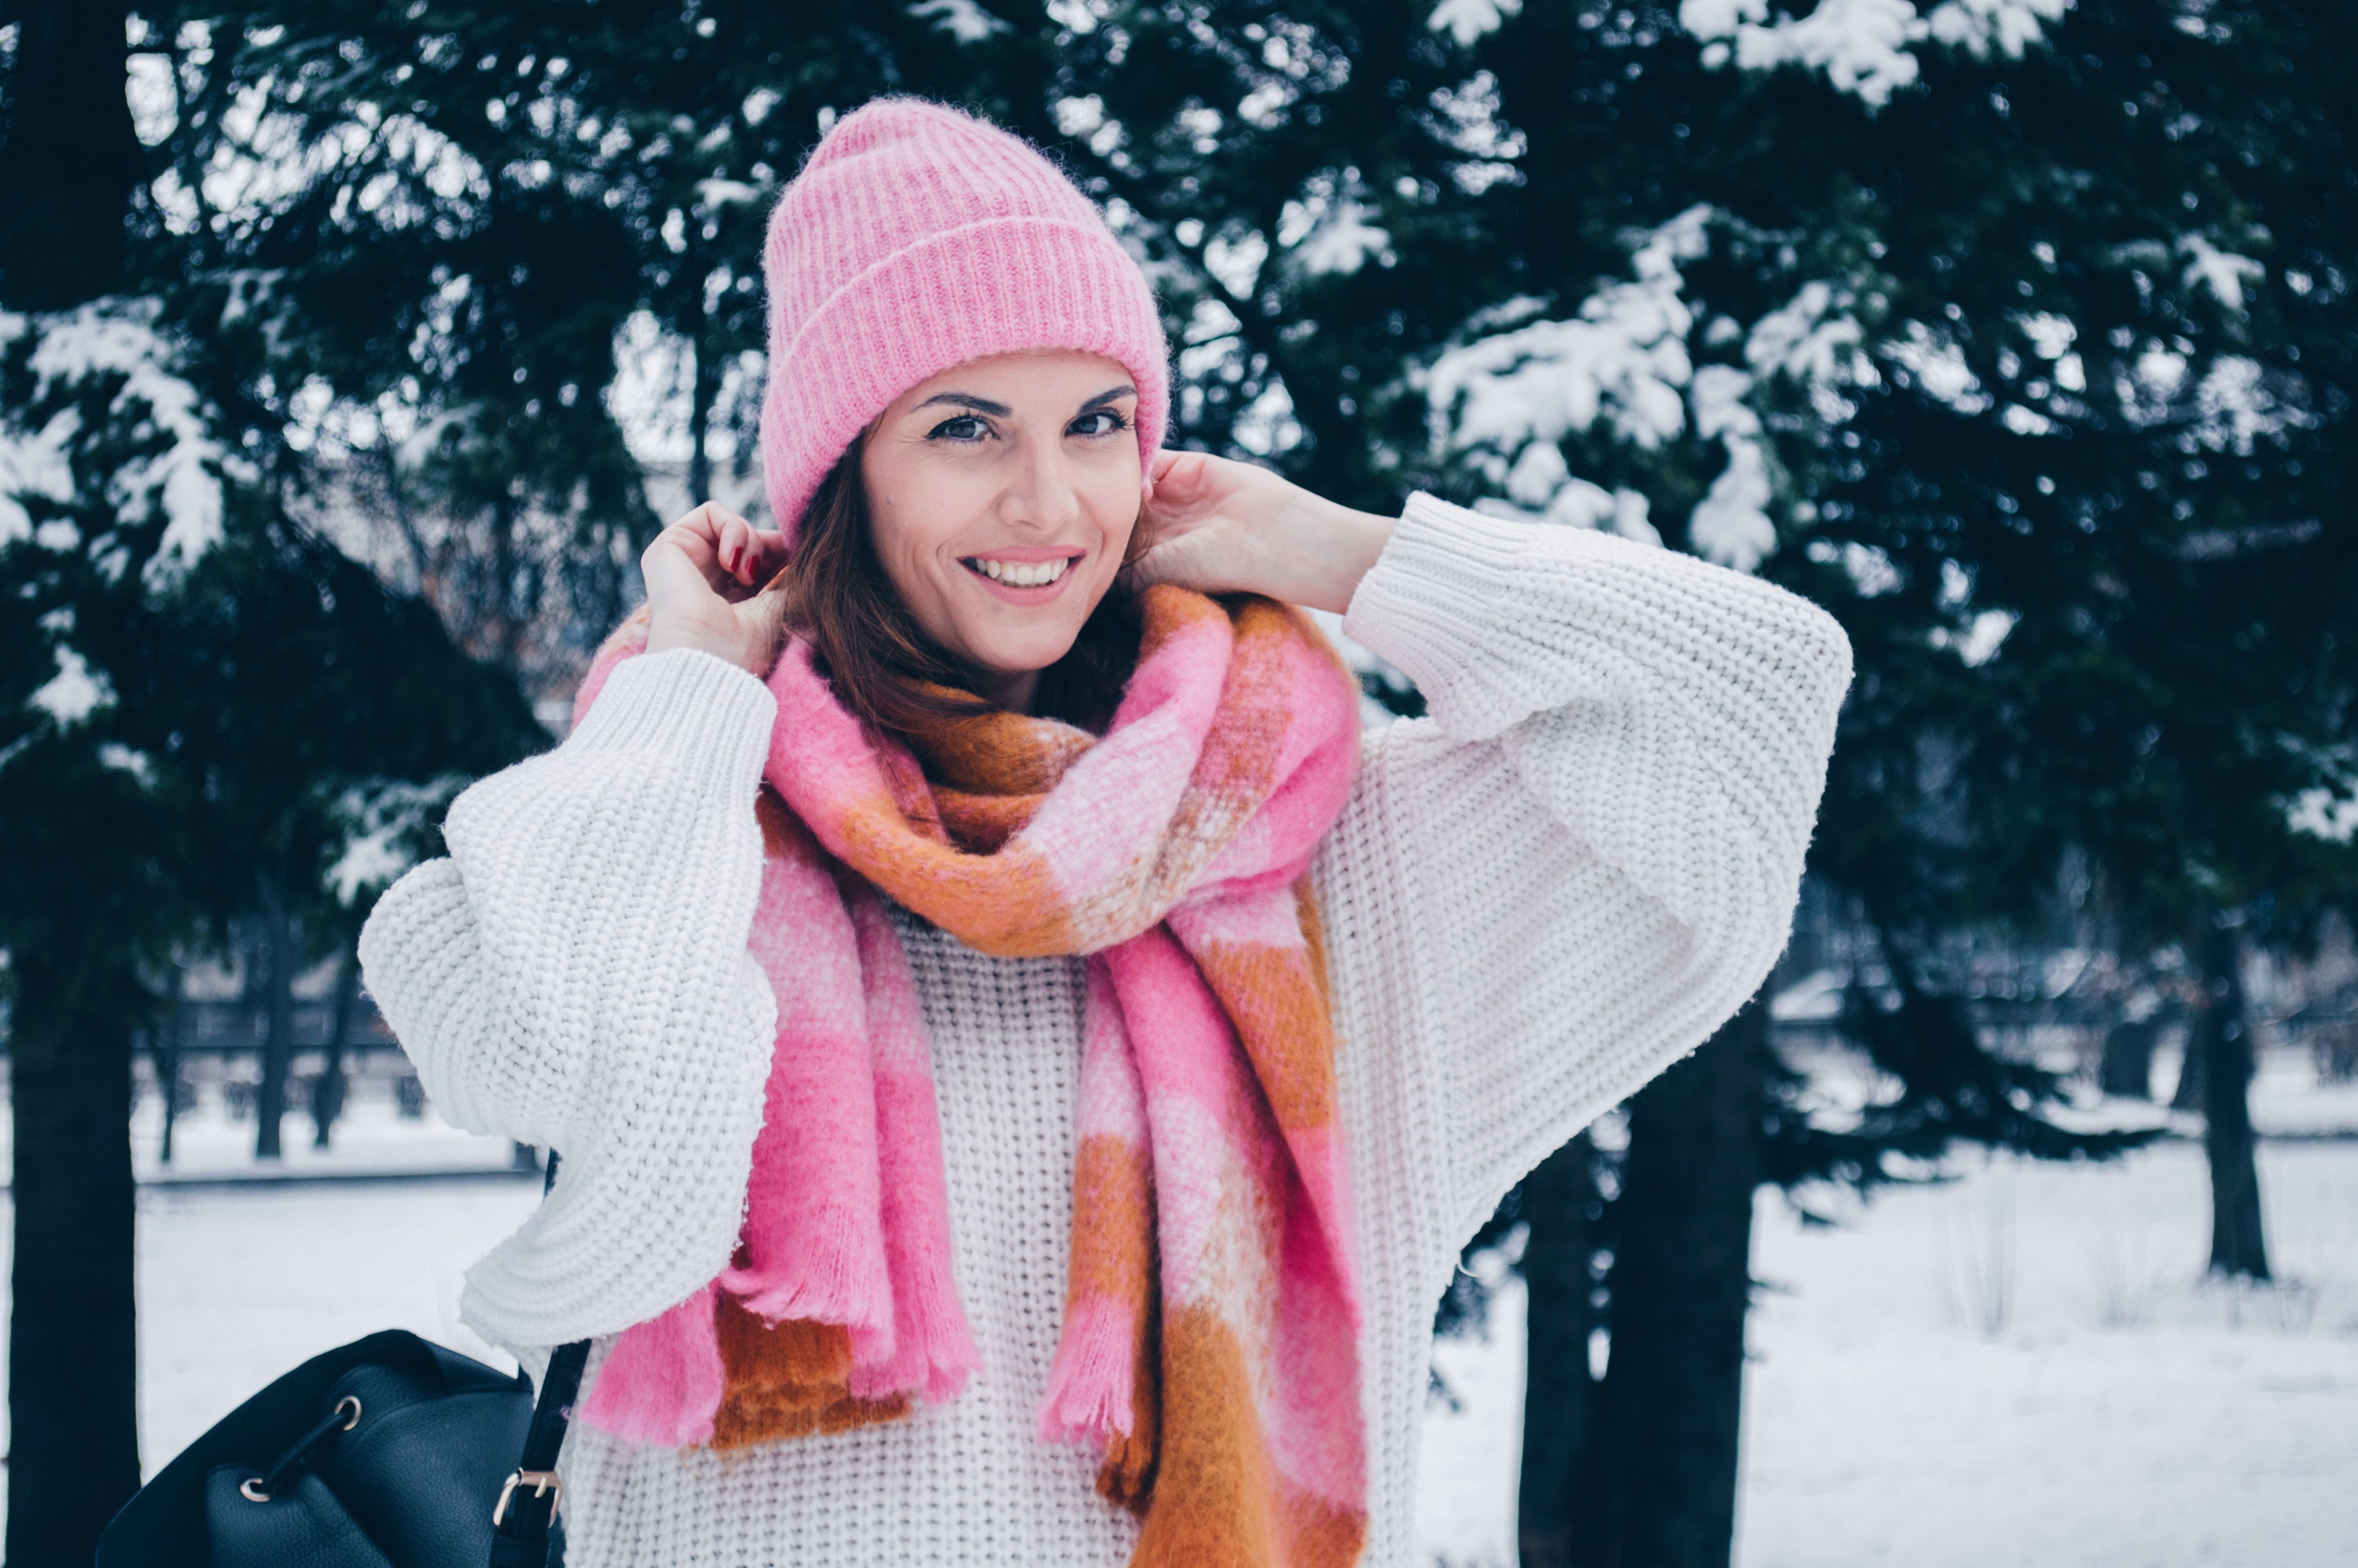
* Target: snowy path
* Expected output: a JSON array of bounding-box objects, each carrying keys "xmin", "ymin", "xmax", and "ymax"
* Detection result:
[{"xmin": 2, "ymin": 1140, "xmax": 2352, "ymax": 1564}]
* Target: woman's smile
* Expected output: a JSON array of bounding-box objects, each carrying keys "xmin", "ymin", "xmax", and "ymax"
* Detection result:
[{"xmin": 959, "ymin": 545, "xmax": 1085, "ymax": 597}]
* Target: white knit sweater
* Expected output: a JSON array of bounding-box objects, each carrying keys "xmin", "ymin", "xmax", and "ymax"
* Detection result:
[{"xmin": 358, "ymin": 494, "xmax": 1849, "ymax": 1567}]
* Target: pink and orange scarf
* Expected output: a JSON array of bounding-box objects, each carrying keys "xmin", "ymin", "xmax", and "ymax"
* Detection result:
[{"xmin": 570, "ymin": 586, "xmax": 1368, "ymax": 1566}]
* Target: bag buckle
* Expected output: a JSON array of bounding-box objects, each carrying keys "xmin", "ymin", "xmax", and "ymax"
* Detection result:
[{"xmin": 492, "ymin": 1468, "xmax": 564, "ymax": 1527}]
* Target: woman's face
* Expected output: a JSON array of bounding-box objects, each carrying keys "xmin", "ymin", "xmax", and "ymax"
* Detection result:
[{"xmin": 860, "ymin": 351, "xmax": 1142, "ymax": 712}]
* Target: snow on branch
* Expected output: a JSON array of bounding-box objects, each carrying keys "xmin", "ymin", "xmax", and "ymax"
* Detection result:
[
  {"xmin": 1278, "ymin": 169, "xmax": 1394, "ymax": 278},
  {"xmin": 1425, "ymin": 206, "xmax": 1709, "ymax": 461},
  {"xmin": 325, "ymin": 775, "xmax": 470, "ymax": 907},
  {"xmin": 909, "ymin": 0, "xmax": 1010, "ymax": 43},
  {"xmin": 0, "ymin": 299, "xmax": 238, "ymax": 587},
  {"xmin": 1430, "ymin": 0, "xmax": 1522, "ymax": 48},
  {"xmin": 1424, "ymin": 208, "xmax": 1875, "ymax": 572},
  {"xmin": 1680, "ymin": 0, "xmax": 2072, "ymax": 108}
]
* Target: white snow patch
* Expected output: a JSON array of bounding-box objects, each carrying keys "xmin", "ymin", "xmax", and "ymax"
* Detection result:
[
  {"xmin": 1682, "ymin": 0, "xmax": 1930, "ymax": 106},
  {"xmin": 1687, "ymin": 363, "xmax": 1778, "ymax": 570},
  {"xmin": 1431, "ymin": 0, "xmax": 1522, "ymax": 46},
  {"xmin": 98, "ymin": 742, "xmax": 156, "ymax": 786},
  {"xmin": 1204, "ymin": 224, "xmax": 1271, "ymax": 299},
  {"xmin": 327, "ymin": 776, "xmax": 468, "ymax": 907},
  {"xmin": 1748, "ymin": 279, "xmax": 1869, "ymax": 387},
  {"xmin": 1684, "ymin": 0, "xmax": 2071, "ymax": 106},
  {"xmin": 693, "ymin": 177, "xmax": 764, "ymax": 208},
  {"xmin": 907, "ymin": 0, "xmax": 1008, "ymax": 42},
  {"xmin": 1808, "ymin": 537, "xmax": 1904, "ymax": 595},
  {"xmin": 1427, "ymin": 206, "xmax": 1710, "ymax": 458},
  {"xmin": 2193, "ymin": 354, "xmax": 2308, "ymax": 454},
  {"xmin": 28, "ymin": 645, "xmax": 115, "ymax": 725},
  {"xmin": 1924, "ymin": 0, "xmax": 2071, "ymax": 57},
  {"xmin": 1427, "ymin": 208, "xmax": 1868, "ymax": 570},
  {"xmin": 1280, "ymin": 171, "xmax": 1393, "ymax": 278},
  {"xmin": 0, "ymin": 406, "xmax": 81, "ymax": 547},
  {"xmin": 0, "ymin": 302, "xmax": 233, "ymax": 584},
  {"xmin": 1885, "ymin": 320, "xmax": 1994, "ymax": 413},
  {"xmin": 2179, "ymin": 233, "xmax": 2265, "ymax": 314},
  {"xmin": 1930, "ymin": 606, "xmax": 2018, "ymax": 665},
  {"xmin": 2289, "ymin": 788, "xmax": 2358, "ymax": 844},
  {"xmin": 1691, "ymin": 438, "xmax": 1778, "ymax": 571}
]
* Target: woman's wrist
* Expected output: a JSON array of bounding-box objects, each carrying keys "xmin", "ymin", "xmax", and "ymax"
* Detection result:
[
  {"xmin": 1258, "ymin": 488, "xmax": 1396, "ymax": 615},
  {"xmin": 645, "ymin": 610, "xmax": 764, "ymax": 674}
]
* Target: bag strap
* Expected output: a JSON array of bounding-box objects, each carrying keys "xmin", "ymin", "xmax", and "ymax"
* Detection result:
[{"xmin": 489, "ymin": 1151, "xmax": 592, "ymax": 1568}]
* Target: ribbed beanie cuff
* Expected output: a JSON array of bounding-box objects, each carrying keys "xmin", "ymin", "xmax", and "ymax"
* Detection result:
[{"xmin": 757, "ymin": 99, "xmax": 1170, "ymax": 542}]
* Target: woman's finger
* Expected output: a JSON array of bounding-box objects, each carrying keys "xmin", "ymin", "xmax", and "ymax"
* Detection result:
[
  {"xmin": 741, "ymin": 523, "xmax": 792, "ymax": 583},
  {"xmin": 716, "ymin": 513, "xmax": 754, "ymax": 584}
]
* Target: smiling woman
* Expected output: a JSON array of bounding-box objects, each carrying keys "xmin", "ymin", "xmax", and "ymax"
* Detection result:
[{"xmin": 355, "ymin": 95, "xmax": 1851, "ymax": 1568}]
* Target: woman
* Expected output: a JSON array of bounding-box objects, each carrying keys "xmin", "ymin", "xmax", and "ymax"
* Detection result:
[{"xmin": 359, "ymin": 98, "xmax": 1849, "ymax": 1567}]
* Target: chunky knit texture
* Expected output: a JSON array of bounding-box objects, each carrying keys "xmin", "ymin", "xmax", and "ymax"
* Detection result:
[
  {"xmin": 758, "ymin": 98, "xmax": 1170, "ymax": 541},
  {"xmin": 359, "ymin": 494, "xmax": 1853, "ymax": 1567},
  {"xmin": 571, "ymin": 586, "xmax": 1372, "ymax": 1565}
]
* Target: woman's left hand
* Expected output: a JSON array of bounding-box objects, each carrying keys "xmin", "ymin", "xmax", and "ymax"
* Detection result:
[{"xmin": 1126, "ymin": 450, "xmax": 1395, "ymax": 615}]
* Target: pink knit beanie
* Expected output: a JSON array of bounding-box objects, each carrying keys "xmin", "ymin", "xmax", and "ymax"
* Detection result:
[{"xmin": 758, "ymin": 98, "xmax": 1170, "ymax": 542}]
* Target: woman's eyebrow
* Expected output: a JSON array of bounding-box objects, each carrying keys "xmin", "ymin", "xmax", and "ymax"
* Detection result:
[
  {"xmin": 1078, "ymin": 385, "xmax": 1138, "ymax": 413},
  {"xmin": 915, "ymin": 391, "xmax": 1012, "ymax": 417}
]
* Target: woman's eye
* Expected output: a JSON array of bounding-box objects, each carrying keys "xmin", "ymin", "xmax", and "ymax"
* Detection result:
[
  {"xmin": 928, "ymin": 414, "xmax": 990, "ymax": 442},
  {"xmin": 1068, "ymin": 409, "xmax": 1130, "ymax": 438}
]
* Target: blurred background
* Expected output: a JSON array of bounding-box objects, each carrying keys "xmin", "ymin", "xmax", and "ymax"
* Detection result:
[{"xmin": 2, "ymin": 2, "xmax": 2354, "ymax": 1564}]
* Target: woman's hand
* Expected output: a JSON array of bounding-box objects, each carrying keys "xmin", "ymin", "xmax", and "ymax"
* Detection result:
[
  {"xmin": 641, "ymin": 503, "xmax": 794, "ymax": 675},
  {"xmin": 1126, "ymin": 450, "xmax": 1395, "ymax": 615}
]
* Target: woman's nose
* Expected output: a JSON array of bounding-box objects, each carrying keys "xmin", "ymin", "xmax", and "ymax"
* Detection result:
[{"xmin": 998, "ymin": 439, "xmax": 1085, "ymax": 533}]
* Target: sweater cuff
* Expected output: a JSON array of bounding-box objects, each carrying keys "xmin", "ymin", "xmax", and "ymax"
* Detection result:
[
  {"xmin": 1342, "ymin": 494, "xmax": 1524, "ymax": 691},
  {"xmin": 564, "ymin": 646, "xmax": 777, "ymax": 794},
  {"xmin": 1345, "ymin": 492, "xmax": 1636, "ymax": 737}
]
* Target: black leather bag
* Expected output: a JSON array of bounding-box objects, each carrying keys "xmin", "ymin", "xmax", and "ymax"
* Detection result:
[
  {"xmin": 98, "ymin": 1159, "xmax": 590, "ymax": 1568},
  {"xmin": 96, "ymin": 1331, "xmax": 590, "ymax": 1568}
]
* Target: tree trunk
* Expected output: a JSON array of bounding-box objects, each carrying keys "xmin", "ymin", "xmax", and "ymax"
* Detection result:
[
  {"xmin": 1588, "ymin": 996, "xmax": 1768, "ymax": 1568},
  {"xmin": 2195, "ymin": 916, "xmax": 2269, "ymax": 1280},
  {"xmin": 2, "ymin": 9, "xmax": 149, "ymax": 1557},
  {"xmin": 252, "ymin": 883, "xmax": 299, "ymax": 1160},
  {"xmin": 2097, "ymin": 1016, "xmax": 2158, "ymax": 1100},
  {"xmin": 2169, "ymin": 1011, "xmax": 2206, "ymax": 1111},
  {"xmin": 155, "ymin": 972, "xmax": 185, "ymax": 1165},
  {"xmin": 688, "ymin": 326, "xmax": 720, "ymax": 506},
  {"xmin": 1517, "ymin": 1133, "xmax": 1604, "ymax": 1568},
  {"xmin": 310, "ymin": 942, "xmax": 359, "ymax": 1149},
  {"xmin": 490, "ymin": 492, "xmax": 524, "ymax": 674},
  {"xmin": 6, "ymin": 952, "xmax": 142, "ymax": 1566},
  {"xmin": 0, "ymin": 2, "xmax": 143, "ymax": 310}
]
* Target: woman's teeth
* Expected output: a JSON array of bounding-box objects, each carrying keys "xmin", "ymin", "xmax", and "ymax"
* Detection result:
[{"xmin": 968, "ymin": 556, "xmax": 1071, "ymax": 588}]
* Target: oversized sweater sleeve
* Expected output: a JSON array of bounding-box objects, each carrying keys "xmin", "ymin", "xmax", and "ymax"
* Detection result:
[
  {"xmin": 356, "ymin": 648, "xmax": 782, "ymax": 1346},
  {"xmin": 1316, "ymin": 493, "xmax": 1850, "ymax": 1274}
]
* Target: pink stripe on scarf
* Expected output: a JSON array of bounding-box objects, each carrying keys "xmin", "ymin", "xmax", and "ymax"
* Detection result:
[
  {"xmin": 576, "ymin": 1283, "xmax": 724, "ymax": 1446},
  {"xmin": 847, "ymin": 892, "xmax": 980, "ymax": 1403}
]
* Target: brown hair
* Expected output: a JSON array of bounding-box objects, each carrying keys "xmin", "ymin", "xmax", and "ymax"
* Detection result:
[{"xmin": 777, "ymin": 439, "xmax": 1141, "ymax": 747}]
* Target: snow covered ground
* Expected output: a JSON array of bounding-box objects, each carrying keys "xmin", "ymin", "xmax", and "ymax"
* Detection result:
[
  {"xmin": 1419, "ymin": 1139, "xmax": 2358, "ymax": 1568},
  {"xmin": 2, "ymin": 1109, "xmax": 2352, "ymax": 1564}
]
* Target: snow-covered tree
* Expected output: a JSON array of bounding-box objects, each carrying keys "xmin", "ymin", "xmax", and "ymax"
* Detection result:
[
  {"xmin": 1407, "ymin": 2, "xmax": 2358, "ymax": 1562},
  {"xmin": 0, "ymin": 10, "xmax": 541, "ymax": 1551}
]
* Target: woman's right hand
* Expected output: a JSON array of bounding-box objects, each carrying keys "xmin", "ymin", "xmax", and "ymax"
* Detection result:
[{"xmin": 641, "ymin": 503, "xmax": 793, "ymax": 676}]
